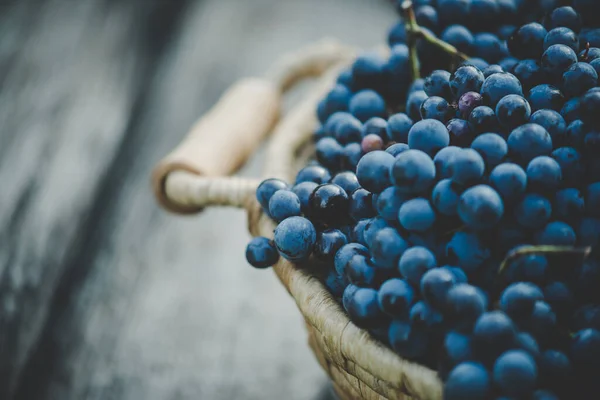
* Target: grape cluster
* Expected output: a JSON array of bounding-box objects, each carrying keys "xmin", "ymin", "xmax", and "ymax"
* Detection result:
[{"xmin": 245, "ymin": 1, "xmax": 600, "ymax": 398}]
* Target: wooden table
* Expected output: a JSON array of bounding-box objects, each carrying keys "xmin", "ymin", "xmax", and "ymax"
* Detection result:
[{"xmin": 0, "ymin": 1, "xmax": 395, "ymax": 398}]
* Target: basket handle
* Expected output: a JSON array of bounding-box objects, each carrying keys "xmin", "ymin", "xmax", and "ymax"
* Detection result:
[{"xmin": 152, "ymin": 39, "xmax": 355, "ymax": 214}]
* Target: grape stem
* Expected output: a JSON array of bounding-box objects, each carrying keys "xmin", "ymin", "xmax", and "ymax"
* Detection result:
[
  {"xmin": 497, "ymin": 245, "xmax": 592, "ymax": 276},
  {"xmin": 400, "ymin": 0, "xmax": 470, "ymax": 82}
]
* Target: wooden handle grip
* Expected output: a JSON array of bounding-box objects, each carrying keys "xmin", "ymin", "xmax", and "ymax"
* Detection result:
[{"xmin": 152, "ymin": 78, "xmax": 281, "ymax": 214}]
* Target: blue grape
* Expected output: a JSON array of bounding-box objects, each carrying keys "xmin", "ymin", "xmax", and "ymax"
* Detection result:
[
  {"xmin": 292, "ymin": 181, "xmax": 318, "ymax": 214},
  {"xmin": 346, "ymin": 253, "xmax": 389, "ymax": 287},
  {"xmin": 345, "ymin": 287, "xmax": 386, "ymax": 328},
  {"xmin": 324, "ymin": 270, "xmax": 348, "ymax": 299},
  {"xmin": 577, "ymin": 218, "xmax": 600, "ymax": 247},
  {"xmin": 420, "ymin": 267, "xmax": 457, "ymax": 308},
  {"xmin": 526, "ymin": 156, "xmax": 562, "ymax": 192},
  {"xmin": 528, "ymin": 84, "xmax": 565, "ymax": 112},
  {"xmin": 498, "ymin": 56, "xmax": 518, "ymax": 73},
  {"xmin": 334, "ymin": 243, "xmax": 368, "ymax": 276},
  {"xmin": 349, "ymin": 90, "xmax": 387, "ymax": 122},
  {"xmin": 356, "ymin": 150, "xmax": 394, "ymax": 194},
  {"xmin": 398, "ymin": 246, "xmax": 437, "ymax": 287},
  {"xmin": 315, "ymin": 137, "xmax": 343, "ymax": 171},
  {"xmin": 351, "ymin": 219, "xmax": 369, "ymax": 246},
  {"xmin": 269, "ymin": 190, "xmax": 301, "ymax": 222},
  {"xmin": 450, "ymin": 65, "xmax": 485, "ymax": 99},
  {"xmin": 387, "ymin": 113, "xmax": 413, "ymax": 143},
  {"xmin": 441, "ymin": 25, "xmax": 474, "ymax": 54},
  {"xmin": 449, "ymin": 148, "xmax": 485, "ymax": 186},
  {"xmin": 424, "ymin": 69, "xmax": 453, "ymax": 100},
  {"xmin": 535, "ymin": 221, "xmax": 576, "ymax": 246},
  {"xmin": 554, "ymin": 188, "xmax": 584, "ymax": 222},
  {"xmin": 515, "ymin": 194, "xmax": 552, "ymax": 229},
  {"xmin": 473, "ymin": 311, "xmax": 517, "ymax": 362},
  {"xmin": 375, "ymin": 186, "xmax": 410, "ymax": 222},
  {"xmin": 446, "ymin": 231, "xmax": 491, "ymax": 273},
  {"xmin": 581, "ymin": 89, "xmax": 600, "ymax": 128},
  {"xmin": 443, "ymin": 331, "xmax": 473, "ymax": 367},
  {"xmin": 420, "ymin": 96, "xmax": 454, "ymax": 122},
  {"xmin": 541, "ymin": 44, "xmax": 578, "ymax": 80},
  {"xmin": 308, "ymin": 183, "xmax": 349, "ymax": 226},
  {"xmin": 363, "ymin": 217, "xmax": 391, "ymax": 248},
  {"xmin": 331, "ymin": 172, "xmax": 360, "ymax": 195},
  {"xmin": 530, "ymin": 109, "xmax": 566, "ymax": 145},
  {"xmin": 549, "ymin": 6, "xmax": 582, "ymax": 33},
  {"xmin": 444, "ymin": 362, "xmax": 491, "ymax": 400},
  {"xmin": 409, "ymin": 78, "xmax": 425, "ymax": 93},
  {"xmin": 562, "ymin": 62, "xmax": 599, "ymax": 98},
  {"xmin": 586, "ymin": 182, "xmax": 600, "ymax": 218},
  {"xmin": 362, "ymin": 117, "xmax": 388, "ymax": 139},
  {"xmin": 500, "ymin": 282, "xmax": 544, "ymax": 321},
  {"xmin": 245, "ymin": 237, "xmax": 279, "ymax": 268},
  {"xmin": 445, "ymin": 283, "xmax": 488, "ymax": 330},
  {"xmin": 493, "ymin": 350, "xmax": 538, "ymax": 397},
  {"xmin": 458, "ymin": 185, "xmax": 504, "ymax": 230},
  {"xmin": 434, "ymin": 146, "xmax": 462, "ymax": 179},
  {"xmin": 274, "ymin": 216, "xmax": 316, "ymax": 262},
  {"xmin": 561, "ymin": 96, "xmax": 581, "ymax": 122},
  {"xmin": 349, "ymin": 188, "xmax": 375, "ymax": 221},
  {"xmin": 314, "ymin": 229, "xmax": 348, "ymax": 261},
  {"xmin": 543, "ymin": 281, "xmax": 575, "ymax": 322},
  {"xmin": 473, "ymin": 33, "xmax": 508, "ymax": 64},
  {"xmin": 295, "ymin": 164, "xmax": 331, "ymax": 185},
  {"xmin": 377, "ymin": 278, "xmax": 415, "ymax": 318},
  {"xmin": 351, "ymin": 52, "xmax": 387, "ymax": 92},
  {"xmin": 387, "ymin": 21, "xmax": 407, "ymax": 47},
  {"xmin": 551, "ymin": 146, "xmax": 584, "ymax": 186},
  {"xmin": 388, "ymin": 319, "xmax": 429, "ymax": 359},
  {"xmin": 390, "ymin": 149, "xmax": 436, "ymax": 193},
  {"xmin": 507, "ymin": 123, "xmax": 553, "ymax": 165},
  {"xmin": 370, "ymin": 227, "xmax": 409, "ymax": 269},
  {"xmin": 398, "ymin": 198, "xmax": 436, "ymax": 232},
  {"xmin": 334, "ymin": 115, "xmax": 362, "ymax": 144},
  {"xmin": 410, "ymin": 300, "xmax": 444, "ymax": 331},
  {"xmin": 539, "ymin": 350, "xmax": 573, "ymax": 396},
  {"xmin": 343, "ymin": 143, "xmax": 363, "ymax": 170},
  {"xmin": 544, "ymin": 27, "xmax": 579, "ymax": 53},
  {"xmin": 517, "ymin": 332, "xmax": 540, "ymax": 359},
  {"xmin": 256, "ymin": 178, "xmax": 289, "ymax": 212},
  {"xmin": 480, "ymin": 72, "xmax": 523, "ymax": 107},
  {"xmin": 496, "ymin": 94, "xmax": 531, "ymax": 130},
  {"xmin": 458, "ymin": 92, "xmax": 484, "ymax": 119},
  {"xmin": 513, "ymin": 59, "xmax": 544, "ymax": 90},
  {"xmin": 447, "ymin": 118, "xmax": 475, "ymax": 146},
  {"xmin": 570, "ymin": 328, "xmax": 600, "ymax": 369},
  {"xmin": 564, "ymin": 119, "xmax": 585, "ymax": 147},
  {"xmin": 505, "ymin": 253, "xmax": 548, "ymax": 286},
  {"xmin": 483, "ymin": 64, "xmax": 504, "ymax": 78},
  {"xmin": 469, "ymin": 106, "xmax": 501, "ymax": 134},
  {"xmin": 406, "ymin": 90, "xmax": 429, "ymax": 121},
  {"xmin": 525, "ymin": 301, "xmax": 558, "ymax": 346},
  {"xmin": 432, "ymin": 179, "xmax": 462, "ymax": 216},
  {"xmin": 572, "ymin": 304, "xmax": 600, "ymax": 331},
  {"xmin": 471, "ymin": 133, "xmax": 508, "ymax": 170},
  {"xmin": 461, "ymin": 58, "xmax": 490, "ymax": 71},
  {"xmin": 407, "ymin": 119, "xmax": 450, "ymax": 156},
  {"xmin": 508, "ymin": 22, "xmax": 547, "ymax": 59},
  {"xmin": 386, "ymin": 143, "xmax": 409, "ymax": 157}
]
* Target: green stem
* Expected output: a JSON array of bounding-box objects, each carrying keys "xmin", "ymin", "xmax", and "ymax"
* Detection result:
[
  {"xmin": 498, "ymin": 245, "xmax": 592, "ymax": 276},
  {"xmin": 401, "ymin": 1, "xmax": 421, "ymax": 81}
]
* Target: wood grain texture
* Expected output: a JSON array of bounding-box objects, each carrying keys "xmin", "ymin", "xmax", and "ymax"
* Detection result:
[{"xmin": 4, "ymin": 1, "xmax": 396, "ymax": 399}]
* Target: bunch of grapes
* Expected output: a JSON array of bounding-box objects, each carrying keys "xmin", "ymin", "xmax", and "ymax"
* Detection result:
[{"xmin": 245, "ymin": 1, "xmax": 600, "ymax": 398}]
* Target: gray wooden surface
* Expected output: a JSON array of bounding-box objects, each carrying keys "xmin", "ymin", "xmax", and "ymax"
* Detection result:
[{"xmin": 1, "ymin": 1, "xmax": 396, "ymax": 399}]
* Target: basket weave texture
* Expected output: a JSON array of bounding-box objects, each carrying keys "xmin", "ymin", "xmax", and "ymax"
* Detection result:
[{"xmin": 152, "ymin": 40, "xmax": 443, "ymax": 400}]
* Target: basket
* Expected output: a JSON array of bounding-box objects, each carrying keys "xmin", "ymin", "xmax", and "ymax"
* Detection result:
[{"xmin": 152, "ymin": 39, "xmax": 443, "ymax": 400}]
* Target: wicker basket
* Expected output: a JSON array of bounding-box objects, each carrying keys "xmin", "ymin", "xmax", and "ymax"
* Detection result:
[{"xmin": 152, "ymin": 40, "xmax": 443, "ymax": 400}]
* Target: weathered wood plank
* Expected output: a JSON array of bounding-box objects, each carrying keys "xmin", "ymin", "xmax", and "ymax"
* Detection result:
[
  {"xmin": 12, "ymin": 1, "xmax": 396, "ymax": 399},
  {"xmin": 0, "ymin": 0, "xmax": 189, "ymax": 397}
]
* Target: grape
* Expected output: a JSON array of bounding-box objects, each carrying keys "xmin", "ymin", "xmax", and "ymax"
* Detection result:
[
  {"xmin": 528, "ymin": 84, "xmax": 565, "ymax": 112},
  {"xmin": 362, "ymin": 117, "xmax": 389, "ymax": 139},
  {"xmin": 370, "ymin": 227, "xmax": 409, "ymax": 269},
  {"xmin": 515, "ymin": 194, "xmax": 552, "ymax": 229},
  {"xmin": 458, "ymin": 92, "xmax": 484, "ymax": 119},
  {"xmin": 409, "ymin": 79, "xmax": 425, "ymax": 93},
  {"xmin": 269, "ymin": 190, "xmax": 302, "ymax": 222},
  {"xmin": 526, "ymin": 156, "xmax": 562, "ymax": 192},
  {"xmin": 562, "ymin": 62, "xmax": 598, "ymax": 97},
  {"xmin": 420, "ymin": 268, "xmax": 457, "ymax": 308},
  {"xmin": 437, "ymin": 0, "xmax": 471, "ymax": 26},
  {"xmin": 530, "ymin": 109, "xmax": 566, "ymax": 146},
  {"xmin": 398, "ymin": 246, "xmax": 437, "ymax": 287},
  {"xmin": 498, "ymin": 56, "xmax": 518, "ymax": 73},
  {"xmin": 295, "ymin": 165, "xmax": 331, "ymax": 185},
  {"xmin": 415, "ymin": 5, "xmax": 439, "ymax": 32},
  {"xmin": 334, "ymin": 243, "xmax": 368, "ymax": 276},
  {"xmin": 577, "ymin": 218, "xmax": 600, "ymax": 247},
  {"xmin": 387, "ymin": 113, "xmax": 413, "ymax": 143},
  {"xmin": 560, "ymin": 97, "xmax": 581, "ymax": 123},
  {"xmin": 441, "ymin": 25, "xmax": 474, "ymax": 55},
  {"xmin": 516, "ymin": 332, "xmax": 541, "ymax": 359},
  {"xmin": 450, "ymin": 65, "xmax": 486, "ymax": 99},
  {"xmin": 449, "ymin": 148, "xmax": 485, "ymax": 186},
  {"xmin": 471, "ymin": 133, "xmax": 508, "ymax": 170},
  {"xmin": 508, "ymin": 23, "xmax": 547, "ymax": 60},
  {"xmin": 544, "ymin": 27, "xmax": 579, "ymax": 53},
  {"xmin": 398, "ymin": 198, "xmax": 437, "ymax": 232},
  {"xmin": 375, "ymin": 186, "xmax": 409, "ymax": 222},
  {"xmin": 349, "ymin": 188, "xmax": 375, "ymax": 221},
  {"xmin": 446, "ymin": 231, "xmax": 491, "ymax": 273},
  {"xmin": 323, "ymin": 112, "xmax": 352, "ymax": 136},
  {"xmin": 469, "ymin": 106, "xmax": 501, "ymax": 134},
  {"xmin": 535, "ymin": 221, "xmax": 576, "ymax": 246},
  {"xmin": 390, "ymin": 149, "xmax": 436, "ymax": 193},
  {"xmin": 363, "ymin": 217, "xmax": 390, "ymax": 249},
  {"xmin": 462, "ymin": 58, "xmax": 490, "ymax": 71},
  {"xmin": 356, "ymin": 150, "xmax": 394, "ymax": 194},
  {"xmin": 496, "ymin": 95, "xmax": 531, "ymax": 131},
  {"xmin": 458, "ymin": 185, "xmax": 504, "ymax": 230},
  {"xmin": 308, "ymin": 184, "xmax": 349, "ymax": 226},
  {"xmin": 493, "ymin": 350, "xmax": 538, "ymax": 397},
  {"xmin": 551, "ymin": 146, "xmax": 584, "ymax": 186},
  {"xmin": 387, "ymin": 21, "xmax": 407, "ymax": 47},
  {"xmin": 554, "ymin": 188, "xmax": 585, "ymax": 222},
  {"xmin": 570, "ymin": 328, "xmax": 600, "ymax": 369},
  {"xmin": 432, "ymin": 179, "xmax": 462, "ymax": 216},
  {"xmin": 543, "ymin": 281, "xmax": 575, "ymax": 322},
  {"xmin": 256, "ymin": 178, "xmax": 289, "ymax": 212},
  {"xmin": 591, "ymin": 58, "xmax": 600, "ymax": 75},
  {"xmin": 473, "ymin": 33, "xmax": 508, "ymax": 64},
  {"xmin": 378, "ymin": 278, "xmax": 415, "ymax": 318},
  {"xmin": 444, "ymin": 362, "xmax": 491, "ymax": 400},
  {"xmin": 581, "ymin": 89, "xmax": 600, "ymax": 128},
  {"xmin": 424, "ymin": 69, "xmax": 453, "ymax": 100},
  {"xmin": 508, "ymin": 123, "xmax": 553, "ymax": 165},
  {"xmin": 549, "ymin": 6, "xmax": 582, "ymax": 33},
  {"xmin": 420, "ymin": 96, "xmax": 454, "ymax": 122},
  {"xmin": 483, "ymin": 64, "xmax": 504, "ymax": 78},
  {"xmin": 541, "ymin": 44, "xmax": 578, "ymax": 80},
  {"xmin": 331, "ymin": 172, "xmax": 360, "ymax": 195},
  {"xmin": 505, "ymin": 253, "xmax": 548, "ymax": 286},
  {"xmin": 513, "ymin": 59, "xmax": 544, "ymax": 90},
  {"xmin": 447, "ymin": 118, "xmax": 475, "ymax": 146},
  {"xmin": 481, "ymin": 72, "xmax": 524, "ymax": 107},
  {"xmin": 445, "ymin": 284, "xmax": 488, "ymax": 330},
  {"xmin": 500, "ymin": 282, "xmax": 544, "ymax": 321},
  {"xmin": 315, "ymin": 229, "xmax": 348, "ymax": 262},
  {"xmin": 410, "ymin": 300, "xmax": 444, "ymax": 332},
  {"xmin": 386, "ymin": 143, "xmax": 409, "ymax": 157},
  {"xmin": 334, "ymin": 115, "xmax": 362, "ymax": 144},
  {"xmin": 349, "ymin": 90, "xmax": 387, "ymax": 122},
  {"xmin": 245, "ymin": 237, "xmax": 279, "ymax": 269},
  {"xmin": 292, "ymin": 181, "xmax": 318, "ymax": 214},
  {"xmin": 526, "ymin": 301, "xmax": 558, "ymax": 346},
  {"xmin": 408, "ymin": 119, "xmax": 451, "ymax": 156},
  {"xmin": 572, "ymin": 304, "xmax": 600, "ymax": 331},
  {"xmin": 316, "ymin": 137, "xmax": 344, "ymax": 171},
  {"xmin": 345, "ymin": 287, "xmax": 386, "ymax": 328},
  {"xmin": 274, "ymin": 216, "xmax": 316, "ymax": 262},
  {"xmin": 343, "ymin": 143, "xmax": 363, "ymax": 170},
  {"xmin": 361, "ymin": 133, "xmax": 384, "ymax": 153},
  {"xmin": 346, "ymin": 253, "xmax": 389, "ymax": 287},
  {"xmin": 351, "ymin": 52, "xmax": 387, "ymax": 92},
  {"xmin": 443, "ymin": 331, "xmax": 473, "ymax": 368},
  {"xmin": 388, "ymin": 320, "xmax": 429, "ymax": 359},
  {"xmin": 434, "ymin": 146, "xmax": 462, "ymax": 179},
  {"xmin": 473, "ymin": 311, "xmax": 518, "ymax": 363},
  {"xmin": 406, "ymin": 90, "xmax": 429, "ymax": 121}
]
